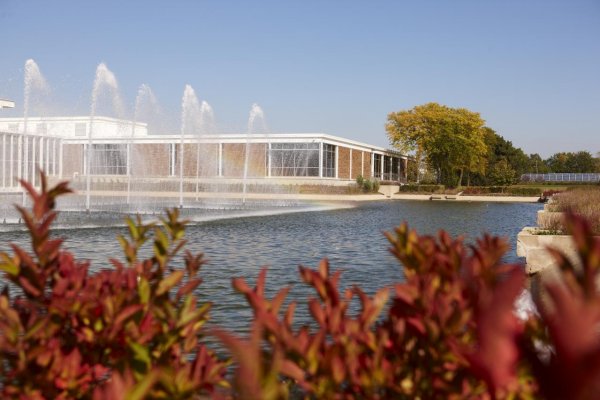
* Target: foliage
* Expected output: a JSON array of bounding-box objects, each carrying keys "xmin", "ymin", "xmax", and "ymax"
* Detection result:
[
  {"xmin": 398, "ymin": 184, "xmax": 445, "ymax": 193},
  {"xmin": 3, "ymin": 174, "xmax": 600, "ymax": 399},
  {"xmin": 0, "ymin": 174, "xmax": 227, "ymax": 399},
  {"xmin": 551, "ymin": 188, "xmax": 600, "ymax": 234},
  {"xmin": 522, "ymin": 213, "xmax": 600, "ymax": 399},
  {"xmin": 386, "ymin": 102, "xmax": 488, "ymax": 186},
  {"xmin": 222, "ymin": 225, "xmax": 537, "ymax": 398},
  {"xmin": 490, "ymin": 158, "xmax": 517, "ymax": 186},
  {"xmin": 546, "ymin": 151, "xmax": 599, "ymax": 173},
  {"xmin": 355, "ymin": 175, "xmax": 380, "ymax": 193}
]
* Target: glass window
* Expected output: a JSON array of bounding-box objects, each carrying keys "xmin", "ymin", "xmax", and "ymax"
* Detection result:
[
  {"xmin": 271, "ymin": 142, "xmax": 320, "ymax": 177},
  {"xmin": 322, "ymin": 144, "xmax": 336, "ymax": 178},
  {"xmin": 90, "ymin": 144, "xmax": 127, "ymax": 175},
  {"xmin": 373, "ymin": 154, "xmax": 382, "ymax": 179}
]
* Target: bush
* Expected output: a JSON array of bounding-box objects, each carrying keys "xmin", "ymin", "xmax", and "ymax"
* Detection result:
[
  {"xmin": 354, "ymin": 177, "xmax": 379, "ymax": 193},
  {"xmin": 355, "ymin": 175, "xmax": 364, "ymax": 187},
  {"xmin": 398, "ymin": 184, "xmax": 445, "ymax": 193},
  {"xmin": 0, "ymin": 175, "xmax": 227, "ymax": 398},
  {"xmin": 3, "ymin": 173, "xmax": 600, "ymax": 398},
  {"xmin": 506, "ymin": 187, "xmax": 542, "ymax": 196},
  {"xmin": 552, "ymin": 188, "xmax": 600, "ymax": 234},
  {"xmin": 372, "ymin": 179, "xmax": 380, "ymax": 193}
]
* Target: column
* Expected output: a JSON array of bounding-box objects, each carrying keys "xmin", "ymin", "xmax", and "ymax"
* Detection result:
[
  {"xmin": 23, "ymin": 136, "xmax": 29, "ymax": 184},
  {"xmin": 17, "ymin": 135, "xmax": 22, "ymax": 183},
  {"xmin": 380, "ymin": 154, "xmax": 384, "ymax": 180},
  {"xmin": 39, "ymin": 137, "xmax": 44, "ymax": 174},
  {"xmin": 10, "ymin": 135, "xmax": 15, "ymax": 187},
  {"xmin": 361, "ymin": 151, "xmax": 364, "ymax": 177},
  {"xmin": 1, "ymin": 134, "xmax": 5, "ymax": 188},
  {"xmin": 58, "ymin": 140, "xmax": 63, "ymax": 178},
  {"xmin": 31, "ymin": 137, "xmax": 36, "ymax": 184},
  {"xmin": 335, "ymin": 145, "xmax": 339, "ymax": 179},
  {"xmin": 45, "ymin": 138, "xmax": 50, "ymax": 173},
  {"xmin": 267, "ymin": 142, "xmax": 272, "ymax": 178},
  {"xmin": 319, "ymin": 142, "xmax": 323, "ymax": 178},
  {"xmin": 52, "ymin": 139, "xmax": 57, "ymax": 176},
  {"xmin": 218, "ymin": 143, "xmax": 223, "ymax": 177}
]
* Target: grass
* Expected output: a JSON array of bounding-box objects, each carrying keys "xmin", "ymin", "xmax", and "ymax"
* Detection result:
[{"xmin": 546, "ymin": 188, "xmax": 600, "ymax": 235}]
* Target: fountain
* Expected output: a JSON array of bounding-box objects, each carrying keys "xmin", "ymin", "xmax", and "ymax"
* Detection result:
[
  {"xmin": 87, "ymin": 63, "xmax": 125, "ymax": 212},
  {"xmin": 128, "ymin": 84, "xmax": 157, "ymax": 204},
  {"xmin": 196, "ymin": 101, "xmax": 215, "ymax": 199},
  {"xmin": 0, "ymin": 58, "xmax": 357, "ymax": 230},
  {"xmin": 243, "ymin": 103, "xmax": 268, "ymax": 203},
  {"xmin": 179, "ymin": 85, "xmax": 202, "ymax": 208},
  {"xmin": 23, "ymin": 59, "xmax": 49, "ymax": 189}
]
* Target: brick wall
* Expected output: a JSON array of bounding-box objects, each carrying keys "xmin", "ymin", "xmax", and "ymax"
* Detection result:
[
  {"xmin": 362, "ymin": 151, "xmax": 372, "ymax": 179},
  {"xmin": 351, "ymin": 149, "xmax": 362, "ymax": 180},
  {"xmin": 222, "ymin": 143, "xmax": 266, "ymax": 177},
  {"xmin": 131, "ymin": 144, "xmax": 170, "ymax": 177},
  {"xmin": 197, "ymin": 143, "xmax": 219, "ymax": 177},
  {"xmin": 338, "ymin": 146, "xmax": 350, "ymax": 179},
  {"xmin": 62, "ymin": 144, "xmax": 83, "ymax": 177},
  {"xmin": 222, "ymin": 144, "xmax": 245, "ymax": 177}
]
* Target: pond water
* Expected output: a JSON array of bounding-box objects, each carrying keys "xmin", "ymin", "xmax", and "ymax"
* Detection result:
[{"xmin": 0, "ymin": 200, "xmax": 541, "ymax": 334}]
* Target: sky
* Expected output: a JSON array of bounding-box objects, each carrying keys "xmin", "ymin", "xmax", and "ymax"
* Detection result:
[{"xmin": 0, "ymin": 0, "xmax": 598, "ymax": 157}]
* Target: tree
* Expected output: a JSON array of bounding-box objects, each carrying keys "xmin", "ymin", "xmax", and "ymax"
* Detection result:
[
  {"xmin": 489, "ymin": 158, "xmax": 516, "ymax": 186},
  {"xmin": 527, "ymin": 153, "xmax": 550, "ymax": 174},
  {"xmin": 386, "ymin": 103, "xmax": 488, "ymax": 186},
  {"xmin": 546, "ymin": 151, "xmax": 598, "ymax": 173}
]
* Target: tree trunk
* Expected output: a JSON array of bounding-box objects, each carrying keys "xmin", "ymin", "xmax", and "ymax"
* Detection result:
[{"xmin": 458, "ymin": 168, "xmax": 464, "ymax": 187}]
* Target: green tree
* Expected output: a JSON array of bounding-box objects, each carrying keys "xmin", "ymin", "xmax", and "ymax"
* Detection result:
[
  {"xmin": 546, "ymin": 151, "xmax": 597, "ymax": 173},
  {"xmin": 386, "ymin": 103, "xmax": 487, "ymax": 186},
  {"xmin": 527, "ymin": 153, "xmax": 550, "ymax": 174},
  {"xmin": 489, "ymin": 158, "xmax": 516, "ymax": 186}
]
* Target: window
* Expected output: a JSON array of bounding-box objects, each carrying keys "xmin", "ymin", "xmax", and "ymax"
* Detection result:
[
  {"xmin": 391, "ymin": 157, "xmax": 399, "ymax": 181},
  {"xmin": 36, "ymin": 123, "xmax": 47, "ymax": 135},
  {"xmin": 373, "ymin": 154, "xmax": 382, "ymax": 179},
  {"xmin": 322, "ymin": 144, "xmax": 336, "ymax": 178},
  {"xmin": 271, "ymin": 142, "xmax": 319, "ymax": 177},
  {"xmin": 75, "ymin": 123, "xmax": 87, "ymax": 137},
  {"xmin": 90, "ymin": 144, "xmax": 127, "ymax": 175}
]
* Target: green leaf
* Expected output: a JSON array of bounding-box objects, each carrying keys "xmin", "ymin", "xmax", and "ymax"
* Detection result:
[
  {"xmin": 156, "ymin": 270, "xmax": 184, "ymax": 296},
  {"xmin": 129, "ymin": 341, "xmax": 152, "ymax": 369},
  {"xmin": 138, "ymin": 277, "xmax": 150, "ymax": 305}
]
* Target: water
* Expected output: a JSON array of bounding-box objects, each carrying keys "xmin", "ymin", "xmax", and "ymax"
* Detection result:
[
  {"xmin": 0, "ymin": 200, "xmax": 542, "ymax": 334},
  {"xmin": 87, "ymin": 63, "xmax": 125, "ymax": 211}
]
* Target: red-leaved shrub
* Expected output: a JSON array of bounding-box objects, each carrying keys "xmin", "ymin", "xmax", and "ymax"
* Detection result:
[
  {"xmin": 0, "ymin": 174, "xmax": 227, "ymax": 399},
  {"xmin": 2, "ymin": 173, "xmax": 600, "ymax": 399}
]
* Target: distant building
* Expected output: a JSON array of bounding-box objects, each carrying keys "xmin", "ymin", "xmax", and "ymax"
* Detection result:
[{"xmin": 0, "ymin": 116, "xmax": 407, "ymax": 190}]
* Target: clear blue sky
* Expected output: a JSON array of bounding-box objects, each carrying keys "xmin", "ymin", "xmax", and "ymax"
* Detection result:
[{"xmin": 1, "ymin": 0, "xmax": 598, "ymax": 157}]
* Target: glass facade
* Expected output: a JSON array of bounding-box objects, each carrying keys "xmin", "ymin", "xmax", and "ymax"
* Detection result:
[
  {"xmin": 270, "ymin": 143, "xmax": 320, "ymax": 177},
  {"xmin": 373, "ymin": 153, "xmax": 382, "ymax": 179},
  {"xmin": 90, "ymin": 144, "xmax": 127, "ymax": 175},
  {"xmin": 322, "ymin": 143, "xmax": 336, "ymax": 178}
]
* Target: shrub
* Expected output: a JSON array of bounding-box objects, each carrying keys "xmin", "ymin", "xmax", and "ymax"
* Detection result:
[
  {"xmin": 3, "ymin": 173, "xmax": 600, "ymax": 399},
  {"xmin": 0, "ymin": 174, "xmax": 227, "ymax": 398},
  {"xmin": 222, "ymin": 214, "xmax": 600, "ymax": 399},
  {"xmin": 355, "ymin": 174, "xmax": 364, "ymax": 187},
  {"xmin": 551, "ymin": 188, "xmax": 600, "ymax": 234},
  {"xmin": 398, "ymin": 184, "xmax": 445, "ymax": 193},
  {"xmin": 506, "ymin": 187, "xmax": 542, "ymax": 196},
  {"xmin": 371, "ymin": 179, "xmax": 380, "ymax": 193}
]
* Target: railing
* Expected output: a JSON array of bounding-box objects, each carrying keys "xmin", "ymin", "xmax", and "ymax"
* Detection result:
[{"xmin": 521, "ymin": 173, "xmax": 600, "ymax": 183}]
